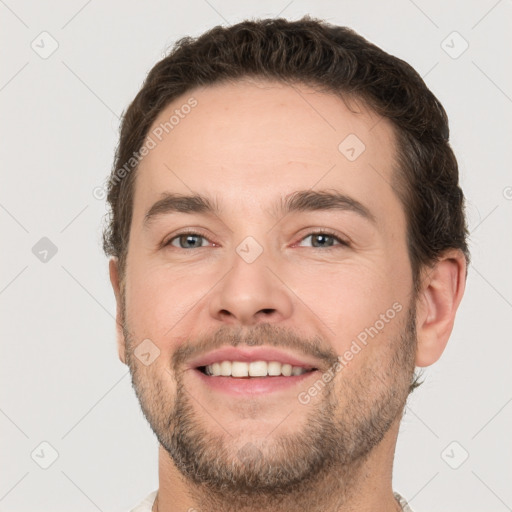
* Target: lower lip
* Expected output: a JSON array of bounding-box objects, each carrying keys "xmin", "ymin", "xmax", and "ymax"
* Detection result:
[{"xmin": 193, "ymin": 368, "xmax": 320, "ymax": 396}]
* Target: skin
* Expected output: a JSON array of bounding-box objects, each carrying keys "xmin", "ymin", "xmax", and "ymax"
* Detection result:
[{"xmin": 109, "ymin": 79, "xmax": 466, "ymax": 512}]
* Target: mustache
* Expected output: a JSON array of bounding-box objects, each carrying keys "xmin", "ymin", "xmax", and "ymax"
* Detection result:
[{"xmin": 172, "ymin": 323, "xmax": 339, "ymax": 372}]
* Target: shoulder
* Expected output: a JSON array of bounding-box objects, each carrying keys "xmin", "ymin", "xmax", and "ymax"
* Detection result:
[
  {"xmin": 127, "ymin": 489, "xmax": 158, "ymax": 512},
  {"xmin": 394, "ymin": 491, "xmax": 415, "ymax": 512}
]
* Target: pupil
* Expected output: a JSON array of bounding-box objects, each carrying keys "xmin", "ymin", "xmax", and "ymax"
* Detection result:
[
  {"xmin": 314, "ymin": 234, "xmax": 332, "ymax": 247},
  {"xmin": 182, "ymin": 235, "xmax": 201, "ymax": 248}
]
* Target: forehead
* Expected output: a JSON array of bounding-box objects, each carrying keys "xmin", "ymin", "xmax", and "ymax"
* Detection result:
[{"xmin": 133, "ymin": 79, "xmax": 402, "ymax": 226}]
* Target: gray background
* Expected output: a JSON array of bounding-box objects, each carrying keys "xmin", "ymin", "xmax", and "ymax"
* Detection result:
[{"xmin": 1, "ymin": 1, "xmax": 511, "ymax": 511}]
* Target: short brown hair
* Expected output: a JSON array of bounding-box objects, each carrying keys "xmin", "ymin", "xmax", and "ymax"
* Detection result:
[{"xmin": 102, "ymin": 16, "xmax": 470, "ymax": 290}]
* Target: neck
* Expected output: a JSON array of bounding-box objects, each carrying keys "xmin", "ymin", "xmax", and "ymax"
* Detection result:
[{"xmin": 152, "ymin": 417, "xmax": 403, "ymax": 512}]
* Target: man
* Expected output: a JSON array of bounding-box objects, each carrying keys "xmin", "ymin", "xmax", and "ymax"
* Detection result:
[{"xmin": 103, "ymin": 16, "xmax": 469, "ymax": 512}]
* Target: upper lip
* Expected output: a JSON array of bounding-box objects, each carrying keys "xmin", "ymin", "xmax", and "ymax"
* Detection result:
[{"xmin": 187, "ymin": 346, "xmax": 321, "ymax": 370}]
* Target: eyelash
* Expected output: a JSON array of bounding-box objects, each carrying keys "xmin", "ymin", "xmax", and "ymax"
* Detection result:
[{"xmin": 163, "ymin": 229, "xmax": 350, "ymax": 250}]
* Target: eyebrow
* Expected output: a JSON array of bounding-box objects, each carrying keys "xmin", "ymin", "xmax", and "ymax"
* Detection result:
[{"xmin": 143, "ymin": 189, "xmax": 376, "ymax": 228}]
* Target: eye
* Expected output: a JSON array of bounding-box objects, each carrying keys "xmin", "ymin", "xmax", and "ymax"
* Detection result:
[
  {"xmin": 297, "ymin": 231, "xmax": 349, "ymax": 249},
  {"xmin": 164, "ymin": 232, "xmax": 212, "ymax": 249},
  {"xmin": 162, "ymin": 230, "xmax": 349, "ymax": 251}
]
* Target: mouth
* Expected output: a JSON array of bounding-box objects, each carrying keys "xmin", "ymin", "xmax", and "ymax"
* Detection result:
[
  {"xmin": 197, "ymin": 360, "xmax": 317, "ymax": 378},
  {"xmin": 192, "ymin": 354, "xmax": 320, "ymax": 398},
  {"xmin": 189, "ymin": 347, "xmax": 322, "ymax": 395}
]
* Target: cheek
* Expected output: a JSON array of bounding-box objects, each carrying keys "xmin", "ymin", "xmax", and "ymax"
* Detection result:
[
  {"xmin": 124, "ymin": 260, "xmax": 212, "ymax": 343},
  {"xmin": 293, "ymin": 260, "xmax": 409, "ymax": 353}
]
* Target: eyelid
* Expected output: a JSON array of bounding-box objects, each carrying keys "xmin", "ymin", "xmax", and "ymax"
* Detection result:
[
  {"xmin": 162, "ymin": 228, "xmax": 350, "ymax": 250},
  {"xmin": 293, "ymin": 229, "xmax": 351, "ymax": 248},
  {"xmin": 162, "ymin": 229, "xmax": 216, "ymax": 249}
]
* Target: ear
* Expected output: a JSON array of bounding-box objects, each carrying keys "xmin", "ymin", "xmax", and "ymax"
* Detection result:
[
  {"xmin": 109, "ymin": 258, "xmax": 127, "ymax": 365},
  {"xmin": 415, "ymin": 249, "xmax": 467, "ymax": 367}
]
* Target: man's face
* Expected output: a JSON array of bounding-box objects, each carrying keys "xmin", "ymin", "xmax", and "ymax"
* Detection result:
[{"xmin": 117, "ymin": 80, "xmax": 417, "ymax": 496}]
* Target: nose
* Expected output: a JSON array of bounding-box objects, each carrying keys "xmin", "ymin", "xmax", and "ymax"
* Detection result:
[{"xmin": 208, "ymin": 245, "xmax": 294, "ymax": 326}]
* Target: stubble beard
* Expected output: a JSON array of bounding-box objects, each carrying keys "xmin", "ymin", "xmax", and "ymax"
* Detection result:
[{"xmin": 122, "ymin": 301, "xmax": 417, "ymax": 511}]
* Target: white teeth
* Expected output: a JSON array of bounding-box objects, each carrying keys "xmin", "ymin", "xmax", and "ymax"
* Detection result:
[
  {"xmin": 249, "ymin": 361, "xmax": 268, "ymax": 377},
  {"xmin": 203, "ymin": 360, "xmax": 310, "ymax": 378},
  {"xmin": 267, "ymin": 361, "xmax": 281, "ymax": 376},
  {"xmin": 231, "ymin": 361, "xmax": 249, "ymax": 377},
  {"xmin": 281, "ymin": 363, "xmax": 292, "ymax": 377},
  {"xmin": 220, "ymin": 361, "xmax": 231, "ymax": 376}
]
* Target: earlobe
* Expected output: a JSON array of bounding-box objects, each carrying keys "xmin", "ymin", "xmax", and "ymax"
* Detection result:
[
  {"xmin": 109, "ymin": 258, "xmax": 127, "ymax": 365},
  {"xmin": 415, "ymin": 250, "xmax": 467, "ymax": 368}
]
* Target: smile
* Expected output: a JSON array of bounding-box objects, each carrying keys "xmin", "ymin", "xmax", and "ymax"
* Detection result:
[{"xmin": 199, "ymin": 360, "xmax": 316, "ymax": 378}]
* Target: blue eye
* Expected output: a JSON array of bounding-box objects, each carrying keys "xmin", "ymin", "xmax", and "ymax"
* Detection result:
[
  {"xmin": 297, "ymin": 232, "xmax": 348, "ymax": 249},
  {"xmin": 166, "ymin": 233, "xmax": 209, "ymax": 249},
  {"xmin": 164, "ymin": 230, "xmax": 349, "ymax": 251}
]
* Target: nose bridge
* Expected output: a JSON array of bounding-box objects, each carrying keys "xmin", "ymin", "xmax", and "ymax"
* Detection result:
[{"xmin": 208, "ymin": 234, "xmax": 294, "ymax": 325}]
